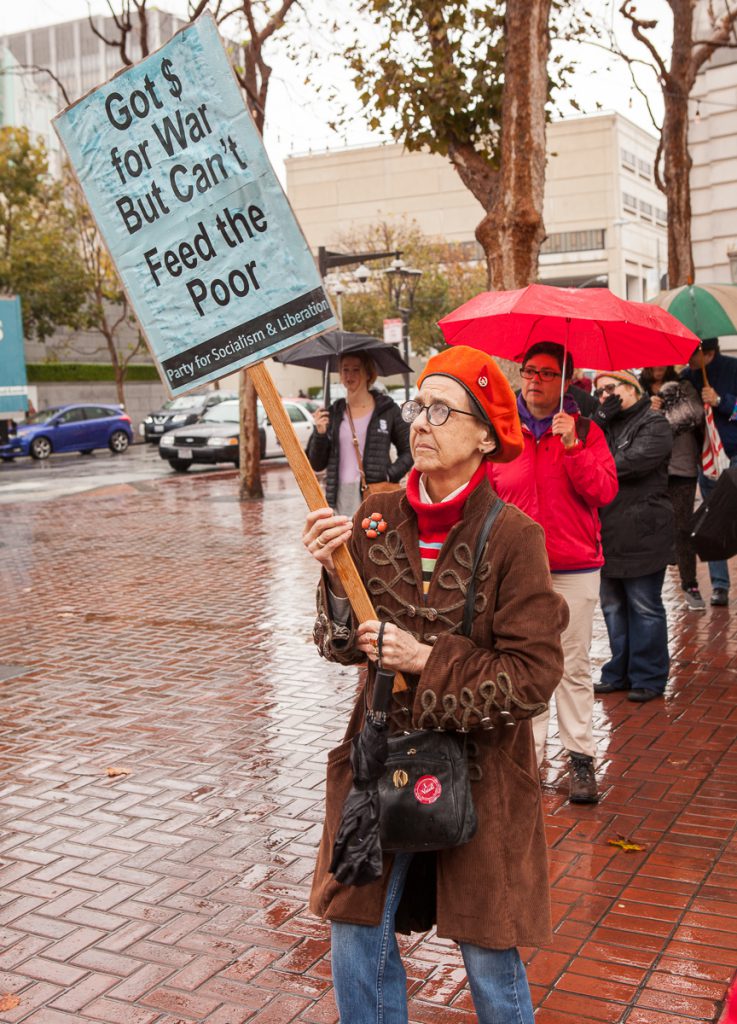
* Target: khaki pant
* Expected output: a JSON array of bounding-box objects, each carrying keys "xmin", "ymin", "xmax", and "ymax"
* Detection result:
[{"xmin": 534, "ymin": 570, "xmax": 600, "ymax": 763}]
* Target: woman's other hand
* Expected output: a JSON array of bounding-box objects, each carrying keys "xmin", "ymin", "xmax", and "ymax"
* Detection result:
[
  {"xmin": 312, "ymin": 407, "xmax": 330, "ymax": 434},
  {"xmin": 356, "ymin": 620, "xmax": 432, "ymax": 675},
  {"xmin": 303, "ymin": 508, "xmax": 352, "ymax": 574},
  {"xmin": 650, "ymin": 394, "xmax": 664, "ymax": 411}
]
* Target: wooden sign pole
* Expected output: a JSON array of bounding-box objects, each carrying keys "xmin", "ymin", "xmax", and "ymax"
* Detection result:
[{"xmin": 248, "ymin": 360, "xmax": 407, "ymax": 691}]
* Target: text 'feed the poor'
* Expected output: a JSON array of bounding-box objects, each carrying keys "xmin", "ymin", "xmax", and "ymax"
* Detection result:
[{"xmin": 53, "ymin": 13, "xmax": 336, "ymax": 395}]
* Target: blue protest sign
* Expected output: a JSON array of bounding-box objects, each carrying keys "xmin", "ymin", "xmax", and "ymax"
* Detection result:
[
  {"xmin": 53, "ymin": 14, "xmax": 336, "ymax": 395},
  {"xmin": 0, "ymin": 297, "xmax": 28, "ymax": 414}
]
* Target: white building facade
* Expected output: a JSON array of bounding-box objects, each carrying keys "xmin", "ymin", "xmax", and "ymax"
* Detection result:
[
  {"xmin": 285, "ymin": 113, "xmax": 668, "ymax": 302},
  {"xmin": 690, "ymin": 44, "xmax": 737, "ymax": 286}
]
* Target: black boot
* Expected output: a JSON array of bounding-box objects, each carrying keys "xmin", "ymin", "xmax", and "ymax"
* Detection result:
[{"xmin": 568, "ymin": 752, "xmax": 599, "ymax": 804}]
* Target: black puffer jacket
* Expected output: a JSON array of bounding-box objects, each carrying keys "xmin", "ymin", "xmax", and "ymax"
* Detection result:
[
  {"xmin": 306, "ymin": 391, "xmax": 413, "ymax": 509},
  {"xmin": 596, "ymin": 397, "xmax": 674, "ymax": 578}
]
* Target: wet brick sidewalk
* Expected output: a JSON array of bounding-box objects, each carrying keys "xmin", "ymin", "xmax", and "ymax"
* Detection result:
[{"xmin": 1, "ymin": 464, "xmax": 736, "ymax": 1023}]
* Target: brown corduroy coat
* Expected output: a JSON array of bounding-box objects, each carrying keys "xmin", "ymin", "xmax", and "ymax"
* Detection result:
[{"xmin": 309, "ymin": 479, "xmax": 569, "ymax": 950}]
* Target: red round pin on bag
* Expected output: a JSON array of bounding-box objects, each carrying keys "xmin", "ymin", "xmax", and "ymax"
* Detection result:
[{"xmin": 414, "ymin": 775, "xmax": 442, "ymax": 805}]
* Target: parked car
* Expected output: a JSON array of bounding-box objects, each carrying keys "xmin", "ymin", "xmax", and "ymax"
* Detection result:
[
  {"xmin": 141, "ymin": 390, "xmax": 236, "ymax": 443},
  {"xmin": 158, "ymin": 398, "xmax": 314, "ymax": 472},
  {"xmin": 259, "ymin": 399, "xmax": 315, "ymax": 457},
  {"xmin": 0, "ymin": 404, "xmax": 133, "ymax": 461},
  {"xmin": 287, "ymin": 396, "xmax": 322, "ymax": 415}
]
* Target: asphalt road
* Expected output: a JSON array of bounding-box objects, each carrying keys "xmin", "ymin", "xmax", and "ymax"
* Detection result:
[{"xmin": 0, "ymin": 441, "xmax": 241, "ymax": 504}]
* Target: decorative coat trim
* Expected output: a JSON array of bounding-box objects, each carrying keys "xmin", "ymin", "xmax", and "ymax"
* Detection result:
[{"xmin": 417, "ymin": 671, "xmax": 547, "ymax": 731}]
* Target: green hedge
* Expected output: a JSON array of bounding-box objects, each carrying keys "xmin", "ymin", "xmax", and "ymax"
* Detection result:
[{"xmin": 27, "ymin": 362, "xmax": 160, "ymax": 383}]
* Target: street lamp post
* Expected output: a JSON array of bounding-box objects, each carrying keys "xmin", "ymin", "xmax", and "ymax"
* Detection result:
[
  {"xmin": 384, "ymin": 260, "xmax": 423, "ymax": 401},
  {"xmin": 318, "ymin": 246, "xmax": 402, "ymax": 279}
]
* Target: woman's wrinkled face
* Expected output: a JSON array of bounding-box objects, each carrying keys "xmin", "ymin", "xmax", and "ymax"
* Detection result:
[
  {"xmin": 339, "ymin": 356, "xmax": 369, "ymax": 394},
  {"xmin": 410, "ymin": 376, "xmax": 495, "ymax": 477}
]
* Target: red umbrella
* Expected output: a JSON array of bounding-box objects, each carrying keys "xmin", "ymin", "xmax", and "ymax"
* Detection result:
[{"xmin": 438, "ymin": 284, "xmax": 700, "ymax": 370}]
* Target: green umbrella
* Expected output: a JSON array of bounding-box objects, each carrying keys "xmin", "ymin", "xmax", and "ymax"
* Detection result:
[{"xmin": 649, "ymin": 283, "xmax": 737, "ymax": 340}]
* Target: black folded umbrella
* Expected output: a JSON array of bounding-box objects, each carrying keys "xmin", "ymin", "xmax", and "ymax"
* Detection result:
[
  {"xmin": 691, "ymin": 466, "xmax": 737, "ymax": 562},
  {"xmin": 329, "ymin": 666, "xmax": 394, "ymax": 887}
]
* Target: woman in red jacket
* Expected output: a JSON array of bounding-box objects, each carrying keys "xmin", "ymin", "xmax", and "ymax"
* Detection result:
[{"xmin": 489, "ymin": 342, "xmax": 618, "ymax": 803}]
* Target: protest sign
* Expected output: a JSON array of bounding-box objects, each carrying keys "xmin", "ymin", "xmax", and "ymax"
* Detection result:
[
  {"xmin": 53, "ymin": 13, "xmax": 337, "ymax": 396},
  {"xmin": 53, "ymin": 15, "xmax": 403, "ymax": 690},
  {"xmin": 0, "ymin": 297, "xmax": 28, "ymax": 415}
]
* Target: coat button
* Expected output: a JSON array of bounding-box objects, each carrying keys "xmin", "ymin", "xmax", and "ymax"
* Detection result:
[
  {"xmin": 426, "ymin": 607, "xmax": 438, "ymax": 621},
  {"xmin": 406, "ymin": 605, "xmax": 416, "ymax": 617},
  {"xmin": 426, "ymin": 634, "xmax": 438, "ymax": 644}
]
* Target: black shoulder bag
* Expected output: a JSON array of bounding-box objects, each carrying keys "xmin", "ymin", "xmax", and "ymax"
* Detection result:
[{"xmin": 377, "ymin": 497, "xmax": 505, "ymax": 853}]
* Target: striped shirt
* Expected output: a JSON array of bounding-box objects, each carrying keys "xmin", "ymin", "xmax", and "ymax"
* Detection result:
[{"xmin": 406, "ymin": 463, "xmax": 488, "ymax": 598}]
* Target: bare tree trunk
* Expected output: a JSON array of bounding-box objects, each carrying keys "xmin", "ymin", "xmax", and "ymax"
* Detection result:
[
  {"xmin": 620, "ymin": 0, "xmax": 737, "ymax": 289},
  {"xmin": 477, "ymin": 0, "xmax": 550, "ymax": 291},
  {"xmin": 239, "ymin": 370, "xmax": 263, "ymax": 499},
  {"xmin": 662, "ymin": 87, "xmax": 694, "ymax": 287},
  {"xmin": 661, "ymin": 1, "xmax": 694, "ymax": 288}
]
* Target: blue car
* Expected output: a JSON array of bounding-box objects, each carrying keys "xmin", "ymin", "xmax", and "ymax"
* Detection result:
[{"xmin": 0, "ymin": 403, "xmax": 134, "ymax": 461}]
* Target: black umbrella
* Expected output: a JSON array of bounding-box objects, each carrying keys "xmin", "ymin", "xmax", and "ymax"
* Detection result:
[
  {"xmin": 690, "ymin": 466, "xmax": 737, "ymax": 562},
  {"xmin": 274, "ymin": 331, "xmax": 412, "ymax": 406},
  {"xmin": 329, "ymin": 661, "xmax": 394, "ymax": 888}
]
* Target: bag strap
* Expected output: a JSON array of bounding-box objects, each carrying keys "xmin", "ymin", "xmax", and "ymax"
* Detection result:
[
  {"xmin": 345, "ymin": 404, "xmax": 368, "ymax": 493},
  {"xmin": 462, "ymin": 496, "xmax": 505, "ymax": 637},
  {"xmin": 575, "ymin": 416, "xmax": 591, "ymax": 443}
]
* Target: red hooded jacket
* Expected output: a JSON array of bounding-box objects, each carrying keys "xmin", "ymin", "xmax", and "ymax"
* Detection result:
[{"xmin": 488, "ymin": 414, "xmax": 618, "ymax": 572}]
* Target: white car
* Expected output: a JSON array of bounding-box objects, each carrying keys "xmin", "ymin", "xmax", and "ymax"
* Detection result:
[
  {"xmin": 157, "ymin": 398, "xmax": 314, "ymax": 471},
  {"xmin": 258, "ymin": 400, "xmax": 314, "ymax": 457}
]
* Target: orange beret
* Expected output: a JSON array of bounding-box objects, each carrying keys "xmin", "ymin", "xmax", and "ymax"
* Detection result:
[{"xmin": 417, "ymin": 346, "xmax": 523, "ymax": 463}]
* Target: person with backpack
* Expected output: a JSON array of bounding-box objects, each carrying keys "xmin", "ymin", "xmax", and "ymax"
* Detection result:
[{"xmin": 488, "ymin": 342, "xmax": 618, "ymax": 803}]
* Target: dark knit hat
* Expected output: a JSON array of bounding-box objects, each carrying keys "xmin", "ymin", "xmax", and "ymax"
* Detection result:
[{"xmin": 417, "ymin": 346, "xmax": 524, "ymax": 463}]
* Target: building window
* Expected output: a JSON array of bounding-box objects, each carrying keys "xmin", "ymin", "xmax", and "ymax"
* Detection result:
[
  {"xmin": 540, "ymin": 229, "xmax": 606, "ymax": 254},
  {"xmin": 622, "ymin": 192, "xmax": 638, "ymax": 215},
  {"xmin": 621, "ymin": 148, "xmax": 637, "ymax": 171},
  {"xmin": 639, "ymin": 199, "xmax": 653, "ymax": 222},
  {"xmin": 638, "ymin": 157, "xmax": 652, "ymax": 180},
  {"xmin": 655, "ymin": 208, "xmax": 667, "ymax": 226}
]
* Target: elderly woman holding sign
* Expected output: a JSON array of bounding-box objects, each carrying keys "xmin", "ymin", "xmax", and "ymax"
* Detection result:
[{"xmin": 303, "ymin": 347, "xmax": 567, "ymax": 1024}]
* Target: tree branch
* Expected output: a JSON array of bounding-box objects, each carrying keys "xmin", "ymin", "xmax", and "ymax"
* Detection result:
[
  {"xmin": 691, "ymin": 7, "xmax": 737, "ymax": 73},
  {"xmin": 3, "ymin": 64, "xmax": 72, "ymax": 106},
  {"xmin": 619, "ymin": 0, "xmax": 669, "ymax": 82}
]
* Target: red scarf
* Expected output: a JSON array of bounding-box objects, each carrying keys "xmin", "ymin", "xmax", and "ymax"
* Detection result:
[
  {"xmin": 405, "ymin": 461, "xmax": 487, "ymax": 532},
  {"xmin": 405, "ymin": 462, "xmax": 486, "ymax": 595}
]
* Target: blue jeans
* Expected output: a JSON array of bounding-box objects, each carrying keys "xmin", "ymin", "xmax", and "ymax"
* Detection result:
[
  {"xmin": 600, "ymin": 569, "xmax": 669, "ymax": 694},
  {"xmin": 330, "ymin": 853, "xmax": 534, "ymax": 1024},
  {"xmin": 699, "ymin": 453, "xmax": 737, "ymax": 591}
]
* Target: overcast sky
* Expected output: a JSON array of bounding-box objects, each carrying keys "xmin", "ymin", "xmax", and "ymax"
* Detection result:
[{"xmin": 3, "ymin": 0, "xmax": 674, "ymax": 169}]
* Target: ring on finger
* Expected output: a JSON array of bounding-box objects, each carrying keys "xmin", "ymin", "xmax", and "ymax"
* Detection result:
[{"xmin": 316, "ymin": 536, "xmax": 327, "ymax": 548}]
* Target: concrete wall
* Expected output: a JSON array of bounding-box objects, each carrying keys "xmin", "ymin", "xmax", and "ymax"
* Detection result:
[
  {"xmin": 28, "ymin": 357, "xmax": 335, "ymax": 439},
  {"xmin": 33, "ymin": 381, "xmax": 168, "ymax": 440},
  {"xmin": 691, "ymin": 47, "xmax": 737, "ymax": 290}
]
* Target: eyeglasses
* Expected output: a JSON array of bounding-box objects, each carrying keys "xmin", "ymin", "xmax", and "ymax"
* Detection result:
[
  {"xmin": 520, "ymin": 366, "xmax": 562, "ymax": 382},
  {"xmin": 401, "ymin": 400, "xmax": 478, "ymax": 427},
  {"xmin": 593, "ymin": 383, "xmax": 621, "ymax": 399}
]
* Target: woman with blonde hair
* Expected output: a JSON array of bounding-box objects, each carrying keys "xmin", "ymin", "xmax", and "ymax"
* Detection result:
[{"xmin": 307, "ymin": 350, "xmax": 412, "ymax": 516}]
